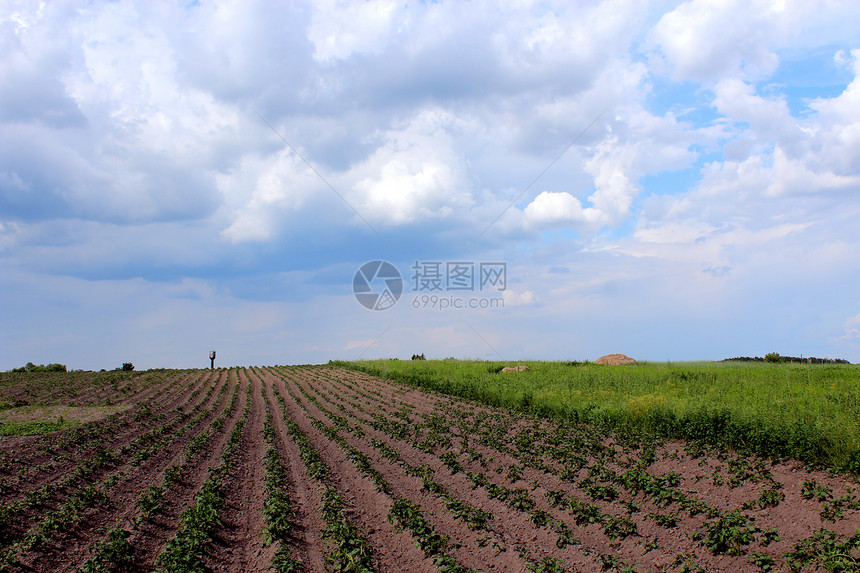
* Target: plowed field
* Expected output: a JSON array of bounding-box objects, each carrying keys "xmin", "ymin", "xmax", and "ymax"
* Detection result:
[{"xmin": 1, "ymin": 366, "xmax": 858, "ymax": 572}]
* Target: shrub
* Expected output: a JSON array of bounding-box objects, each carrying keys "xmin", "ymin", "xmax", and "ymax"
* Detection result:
[
  {"xmin": 764, "ymin": 352, "xmax": 781, "ymax": 363},
  {"xmin": 122, "ymin": 363, "xmax": 134, "ymax": 371},
  {"xmin": 10, "ymin": 362, "xmax": 67, "ymax": 373}
]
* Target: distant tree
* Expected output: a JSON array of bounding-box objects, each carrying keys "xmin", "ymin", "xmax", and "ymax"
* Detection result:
[
  {"xmin": 764, "ymin": 352, "xmax": 782, "ymax": 363},
  {"xmin": 122, "ymin": 362, "xmax": 135, "ymax": 371},
  {"xmin": 411, "ymin": 353, "xmax": 426, "ymax": 361},
  {"xmin": 10, "ymin": 362, "xmax": 66, "ymax": 373}
]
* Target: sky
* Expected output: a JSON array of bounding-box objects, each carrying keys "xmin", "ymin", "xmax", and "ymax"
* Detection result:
[{"xmin": 2, "ymin": 0, "xmax": 860, "ymax": 370}]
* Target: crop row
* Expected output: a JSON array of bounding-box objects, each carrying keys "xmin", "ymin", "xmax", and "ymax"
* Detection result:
[
  {"xmin": 271, "ymin": 383, "xmax": 376, "ymax": 572},
  {"xmin": 154, "ymin": 383, "xmax": 252, "ymax": 572},
  {"xmin": 283, "ymin": 365, "xmax": 860, "ymax": 573},
  {"xmin": 0, "ymin": 371, "xmax": 226, "ymax": 568},
  {"xmin": 4, "ymin": 370, "xmax": 239, "ymax": 572},
  {"xmin": 288, "ymin": 384, "xmax": 479, "ymax": 572},
  {"xmin": 0, "ymin": 370, "xmax": 210, "ymax": 495},
  {"xmin": 78, "ymin": 373, "xmax": 245, "ymax": 573},
  {"xmin": 260, "ymin": 383, "xmax": 302, "ymax": 573},
  {"xmin": 276, "ymin": 367, "xmax": 580, "ymax": 572}
]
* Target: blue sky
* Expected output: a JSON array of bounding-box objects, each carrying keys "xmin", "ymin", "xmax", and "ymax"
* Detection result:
[{"xmin": 2, "ymin": 0, "xmax": 860, "ymax": 369}]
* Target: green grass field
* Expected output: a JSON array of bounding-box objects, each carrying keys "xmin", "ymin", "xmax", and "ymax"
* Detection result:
[{"xmin": 337, "ymin": 359, "xmax": 860, "ymax": 474}]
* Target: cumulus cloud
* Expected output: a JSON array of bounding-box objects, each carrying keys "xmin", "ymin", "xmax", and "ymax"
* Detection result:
[
  {"xmin": 502, "ymin": 289, "xmax": 536, "ymax": 307},
  {"xmin": 524, "ymin": 191, "xmax": 596, "ymax": 228},
  {"xmin": 0, "ymin": 3, "xmax": 85, "ymax": 127},
  {"xmin": 308, "ymin": 0, "xmax": 401, "ymax": 62},
  {"xmin": 654, "ymin": 1, "xmax": 781, "ymax": 81},
  {"xmin": 0, "ymin": 2, "xmax": 246, "ymax": 224},
  {"xmin": 649, "ymin": 0, "xmax": 860, "ymax": 83},
  {"xmin": 711, "ymin": 78, "xmax": 796, "ymax": 141},
  {"xmin": 700, "ymin": 66, "xmax": 860, "ymax": 201},
  {"xmin": 521, "ymin": 107, "xmax": 705, "ymax": 234},
  {"xmin": 220, "ymin": 149, "xmax": 327, "ymax": 242},
  {"xmin": 3, "ymin": 0, "xmax": 860, "ymax": 365},
  {"xmin": 347, "ymin": 108, "xmax": 475, "ymax": 226},
  {"xmin": 841, "ymin": 312, "xmax": 860, "ymax": 341},
  {"xmin": 808, "ymin": 49, "xmax": 860, "ymax": 175},
  {"xmin": 766, "ymin": 147, "xmax": 860, "ymax": 196},
  {"xmin": 0, "ymin": 0, "xmax": 665, "ymax": 242}
]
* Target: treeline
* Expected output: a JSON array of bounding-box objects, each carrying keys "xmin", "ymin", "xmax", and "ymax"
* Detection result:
[
  {"xmin": 8, "ymin": 362, "xmax": 135, "ymax": 373},
  {"xmin": 723, "ymin": 355, "xmax": 851, "ymax": 365},
  {"xmin": 9, "ymin": 362, "xmax": 67, "ymax": 373}
]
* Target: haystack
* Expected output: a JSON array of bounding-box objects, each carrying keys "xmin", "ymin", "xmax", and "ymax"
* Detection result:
[
  {"xmin": 501, "ymin": 365, "xmax": 530, "ymax": 372},
  {"xmin": 595, "ymin": 354, "xmax": 637, "ymax": 365}
]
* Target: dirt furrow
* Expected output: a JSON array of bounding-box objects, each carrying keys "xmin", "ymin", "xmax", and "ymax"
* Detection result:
[
  {"xmin": 286, "ymin": 367, "xmax": 603, "ymax": 572},
  {"xmin": 126, "ymin": 369, "xmax": 249, "ymax": 570},
  {"xmin": 10, "ymin": 369, "xmax": 234, "ymax": 571},
  {"xmin": 271, "ymin": 369, "xmax": 435, "ymax": 573},
  {"xmin": 258, "ymin": 369, "xmax": 328, "ymax": 572},
  {"xmin": 0, "ymin": 369, "xmax": 217, "ymax": 515},
  {"xmin": 206, "ymin": 368, "xmax": 272, "ymax": 572},
  {"xmin": 0, "ymin": 369, "xmax": 210, "ymax": 503}
]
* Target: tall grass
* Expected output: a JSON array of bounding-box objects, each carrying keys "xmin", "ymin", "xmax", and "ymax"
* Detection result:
[{"xmin": 335, "ymin": 359, "xmax": 860, "ymax": 474}]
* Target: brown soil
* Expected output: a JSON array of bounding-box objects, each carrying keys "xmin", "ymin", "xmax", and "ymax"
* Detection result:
[
  {"xmin": 1, "ymin": 366, "xmax": 858, "ymax": 573},
  {"xmin": 205, "ymin": 369, "xmax": 272, "ymax": 572},
  {"xmin": 1, "ymin": 369, "xmax": 232, "ymax": 571}
]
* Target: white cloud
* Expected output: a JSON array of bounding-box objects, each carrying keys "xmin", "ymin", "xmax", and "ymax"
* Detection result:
[
  {"xmin": 766, "ymin": 147, "xmax": 860, "ymax": 196},
  {"xmin": 524, "ymin": 191, "xmax": 598, "ymax": 228},
  {"xmin": 521, "ymin": 106, "xmax": 706, "ymax": 234},
  {"xmin": 220, "ymin": 149, "xmax": 325, "ymax": 242},
  {"xmin": 502, "ymin": 289, "xmax": 536, "ymax": 307},
  {"xmin": 840, "ymin": 312, "xmax": 860, "ymax": 341},
  {"xmin": 308, "ymin": 0, "xmax": 401, "ymax": 61},
  {"xmin": 648, "ymin": 0, "xmax": 783, "ymax": 82},
  {"xmin": 649, "ymin": 0, "xmax": 860, "ymax": 84},
  {"xmin": 712, "ymin": 78, "xmax": 796, "ymax": 140},
  {"xmin": 0, "ymin": 2, "xmax": 247, "ymax": 224},
  {"xmin": 582, "ymin": 146, "xmax": 639, "ymax": 225},
  {"xmin": 808, "ymin": 49, "xmax": 860, "ymax": 175},
  {"xmin": 346, "ymin": 108, "xmax": 475, "ymax": 226},
  {"xmin": 3, "ymin": 0, "xmax": 860, "ymax": 367}
]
